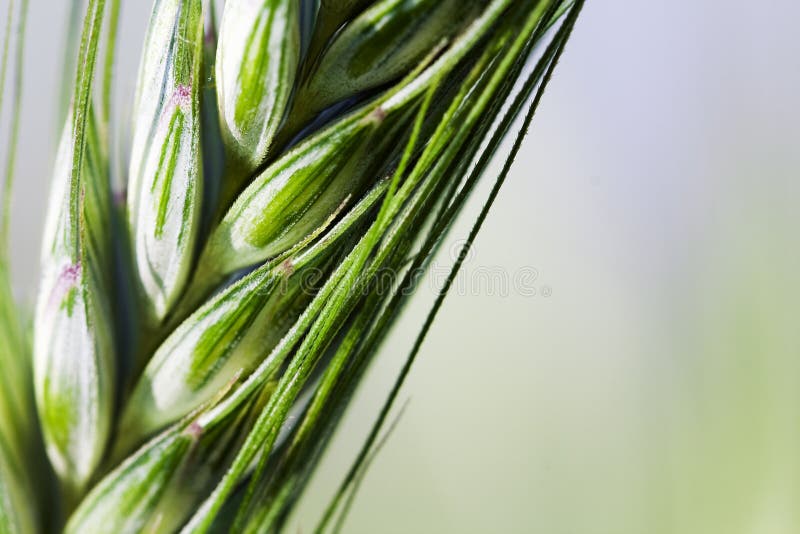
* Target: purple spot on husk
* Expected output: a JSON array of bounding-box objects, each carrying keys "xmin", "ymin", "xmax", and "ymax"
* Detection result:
[
  {"xmin": 59, "ymin": 263, "xmax": 82, "ymax": 289},
  {"xmin": 279, "ymin": 259, "xmax": 295, "ymax": 277},
  {"xmin": 173, "ymin": 84, "xmax": 192, "ymax": 109},
  {"xmin": 187, "ymin": 421, "xmax": 203, "ymax": 441},
  {"xmin": 370, "ymin": 107, "xmax": 387, "ymax": 123},
  {"xmin": 49, "ymin": 262, "xmax": 82, "ymax": 309},
  {"xmin": 62, "ymin": 263, "xmax": 81, "ymax": 281}
]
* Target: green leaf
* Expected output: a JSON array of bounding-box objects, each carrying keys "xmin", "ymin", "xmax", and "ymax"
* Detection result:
[{"xmin": 128, "ymin": 0, "xmax": 205, "ymax": 323}]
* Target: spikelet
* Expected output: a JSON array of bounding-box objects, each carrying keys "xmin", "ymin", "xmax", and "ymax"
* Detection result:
[
  {"xmin": 127, "ymin": 0, "xmax": 204, "ymax": 323},
  {"xmin": 216, "ymin": 0, "xmax": 300, "ymax": 182},
  {"xmin": 34, "ymin": 109, "xmax": 115, "ymax": 494}
]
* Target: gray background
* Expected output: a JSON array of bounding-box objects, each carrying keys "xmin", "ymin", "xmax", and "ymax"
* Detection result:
[{"xmin": 4, "ymin": 1, "xmax": 800, "ymax": 532}]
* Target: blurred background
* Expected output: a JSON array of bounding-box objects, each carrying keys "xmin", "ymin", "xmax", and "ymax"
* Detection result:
[{"xmin": 4, "ymin": 0, "xmax": 800, "ymax": 532}]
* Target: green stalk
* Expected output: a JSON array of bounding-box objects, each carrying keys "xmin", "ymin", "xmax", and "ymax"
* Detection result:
[
  {"xmin": 0, "ymin": 2, "xmax": 13, "ymax": 262},
  {"xmin": 100, "ymin": 0, "xmax": 120, "ymax": 137},
  {"xmin": 0, "ymin": 0, "xmax": 30, "ymax": 449},
  {"xmin": 58, "ymin": 0, "xmax": 84, "ymax": 131},
  {"xmin": 0, "ymin": 1, "xmax": 44, "ymax": 531},
  {"xmin": 68, "ymin": 0, "xmax": 106, "ymax": 260},
  {"xmin": 0, "ymin": 0, "xmax": 27, "ymax": 263}
]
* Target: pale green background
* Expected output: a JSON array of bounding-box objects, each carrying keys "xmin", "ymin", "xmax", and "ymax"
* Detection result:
[{"xmin": 5, "ymin": 1, "xmax": 800, "ymax": 533}]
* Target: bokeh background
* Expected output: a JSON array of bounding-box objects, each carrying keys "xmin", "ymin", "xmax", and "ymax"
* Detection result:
[{"xmin": 4, "ymin": 0, "xmax": 800, "ymax": 532}]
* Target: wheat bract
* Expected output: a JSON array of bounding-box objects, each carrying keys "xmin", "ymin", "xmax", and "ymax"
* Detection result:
[{"xmin": 0, "ymin": 0, "xmax": 584, "ymax": 530}]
